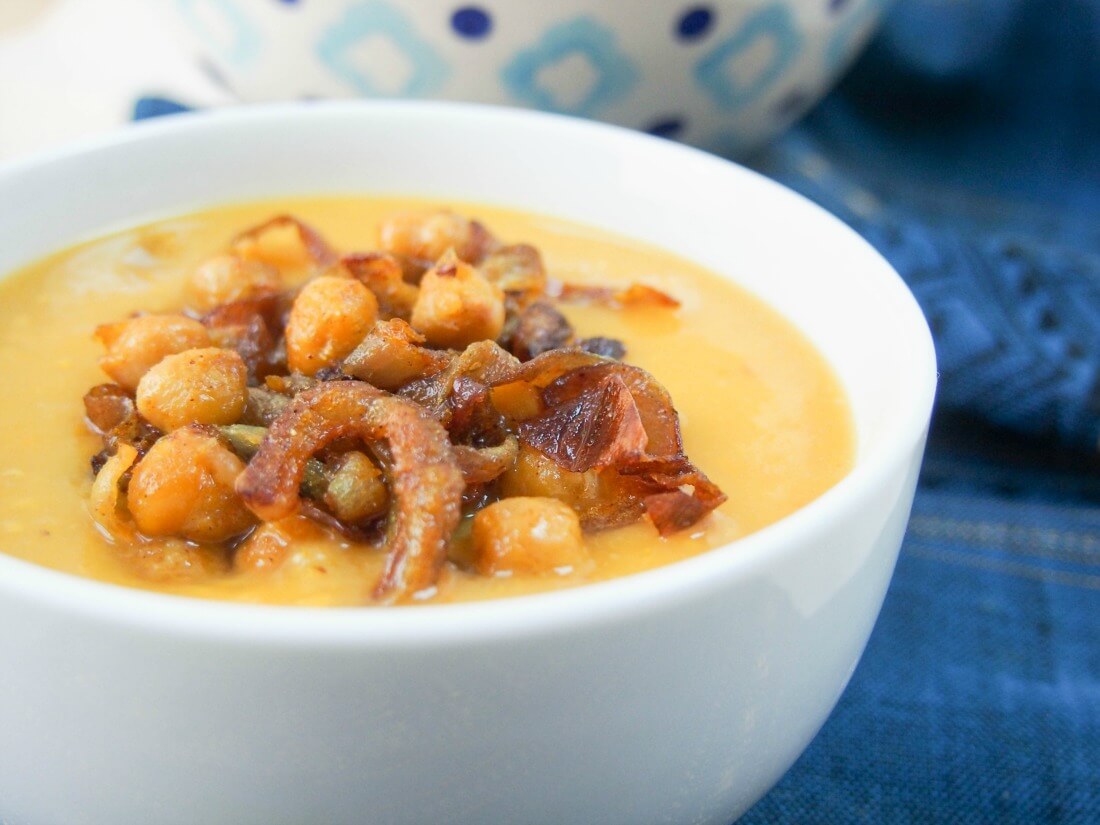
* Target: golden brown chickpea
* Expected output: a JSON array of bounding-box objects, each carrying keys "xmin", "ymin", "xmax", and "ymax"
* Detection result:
[
  {"xmin": 136, "ymin": 347, "xmax": 248, "ymax": 432},
  {"xmin": 499, "ymin": 445, "xmax": 605, "ymax": 505},
  {"xmin": 322, "ymin": 451, "xmax": 389, "ymax": 524},
  {"xmin": 500, "ymin": 446, "xmax": 648, "ymax": 530},
  {"xmin": 95, "ymin": 314, "xmax": 211, "ymax": 392},
  {"xmin": 285, "ymin": 275, "xmax": 378, "ymax": 375},
  {"xmin": 127, "ymin": 426, "xmax": 255, "ymax": 543},
  {"xmin": 234, "ymin": 523, "xmax": 291, "ymax": 573},
  {"xmin": 378, "ymin": 209, "xmax": 494, "ymax": 263},
  {"xmin": 409, "ymin": 250, "xmax": 505, "ymax": 349},
  {"xmin": 471, "ymin": 497, "xmax": 587, "ymax": 576},
  {"xmin": 187, "ymin": 254, "xmax": 281, "ymax": 310}
]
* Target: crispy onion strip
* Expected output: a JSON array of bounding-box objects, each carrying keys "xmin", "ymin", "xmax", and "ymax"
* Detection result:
[
  {"xmin": 542, "ymin": 362, "xmax": 683, "ymax": 458},
  {"xmin": 340, "ymin": 253, "xmax": 420, "ymax": 321},
  {"xmin": 89, "ymin": 443, "xmax": 139, "ymax": 543},
  {"xmin": 518, "ymin": 375, "xmax": 648, "ymax": 473},
  {"xmin": 231, "ymin": 214, "xmax": 338, "ymax": 268},
  {"xmin": 453, "ymin": 435, "xmax": 519, "ymax": 485},
  {"xmin": 493, "ymin": 346, "xmax": 609, "ymax": 390},
  {"xmin": 530, "ymin": 362, "xmax": 726, "ymax": 534},
  {"xmin": 235, "ymin": 381, "xmax": 465, "ymax": 602},
  {"xmin": 549, "ymin": 281, "xmax": 680, "ymax": 309},
  {"xmin": 343, "ymin": 318, "xmax": 452, "ymax": 391},
  {"xmin": 201, "ymin": 294, "xmax": 287, "ymax": 382},
  {"xmin": 507, "ymin": 301, "xmax": 574, "ymax": 361},
  {"xmin": 84, "ymin": 383, "xmax": 135, "ymax": 434}
]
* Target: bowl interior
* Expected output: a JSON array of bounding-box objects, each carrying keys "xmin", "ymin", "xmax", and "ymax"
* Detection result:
[{"xmin": 0, "ymin": 101, "xmax": 935, "ymax": 633}]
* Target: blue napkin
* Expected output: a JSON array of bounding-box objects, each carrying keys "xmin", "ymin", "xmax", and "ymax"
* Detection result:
[
  {"xmin": 739, "ymin": 2, "xmax": 1100, "ymax": 822},
  {"xmin": 749, "ymin": 0, "xmax": 1100, "ymax": 452}
]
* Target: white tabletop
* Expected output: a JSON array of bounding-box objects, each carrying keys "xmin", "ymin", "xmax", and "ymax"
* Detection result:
[{"xmin": 0, "ymin": 0, "xmax": 226, "ymax": 161}]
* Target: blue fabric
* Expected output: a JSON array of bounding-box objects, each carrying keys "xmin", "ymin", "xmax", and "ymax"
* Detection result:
[
  {"xmin": 739, "ymin": 1, "xmax": 1100, "ymax": 822},
  {"xmin": 749, "ymin": 0, "xmax": 1100, "ymax": 451}
]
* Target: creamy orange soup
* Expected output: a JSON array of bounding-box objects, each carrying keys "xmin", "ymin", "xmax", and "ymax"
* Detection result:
[{"xmin": 0, "ymin": 197, "xmax": 853, "ymax": 605}]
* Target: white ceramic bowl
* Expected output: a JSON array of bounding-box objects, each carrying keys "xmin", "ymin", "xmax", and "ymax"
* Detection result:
[
  {"xmin": 0, "ymin": 102, "xmax": 934, "ymax": 825},
  {"xmin": 163, "ymin": 0, "xmax": 891, "ymax": 154}
]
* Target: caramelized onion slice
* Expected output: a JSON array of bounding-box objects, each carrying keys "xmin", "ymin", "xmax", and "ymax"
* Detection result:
[
  {"xmin": 507, "ymin": 301, "xmax": 574, "ymax": 361},
  {"xmin": 480, "ymin": 244, "xmax": 546, "ymax": 302},
  {"xmin": 88, "ymin": 443, "xmax": 139, "ymax": 542},
  {"xmin": 518, "ymin": 374, "xmax": 648, "ymax": 473},
  {"xmin": 398, "ymin": 344, "xmax": 605, "ymax": 426},
  {"xmin": 627, "ymin": 457, "xmax": 728, "ymax": 536},
  {"xmin": 231, "ymin": 214, "xmax": 338, "ymax": 269},
  {"xmin": 643, "ymin": 491, "xmax": 712, "ymax": 537},
  {"xmin": 84, "ymin": 384, "xmax": 135, "ymax": 434},
  {"xmin": 340, "ymin": 253, "xmax": 420, "ymax": 321},
  {"xmin": 542, "ymin": 362, "xmax": 683, "ymax": 458},
  {"xmin": 85, "ymin": 383, "xmax": 163, "ymax": 472},
  {"xmin": 493, "ymin": 346, "xmax": 609, "ymax": 390},
  {"xmin": 235, "ymin": 381, "xmax": 464, "ymax": 602},
  {"xmin": 342, "ymin": 318, "xmax": 451, "ymax": 391},
  {"xmin": 201, "ymin": 294, "xmax": 287, "ymax": 382},
  {"xmin": 530, "ymin": 362, "xmax": 726, "ymax": 534},
  {"xmin": 453, "ymin": 435, "xmax": 519, "ymax": 485},
  {"xmin": 400, "ymin": 340, "xmax": 520, "ymax": 421},
  {"xmin": 577, "ymin": 336, "xmax": 626, "ymax": 360},
  {"xmin": 550, "ymin": 281, "xmax": 680, "ymax": 309},
  {"xmin": 500, "ymin": 444, "xmax": 649, "ymax": 532}
]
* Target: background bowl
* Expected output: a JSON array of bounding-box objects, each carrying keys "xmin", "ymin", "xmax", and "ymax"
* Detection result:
[
  {"xmin": 164, "ymin": 0, "xmax": 890, "ymax": 154},
  {"xmin": 0, "ymin": 101, "xmax": 934, "ymax": 825}
]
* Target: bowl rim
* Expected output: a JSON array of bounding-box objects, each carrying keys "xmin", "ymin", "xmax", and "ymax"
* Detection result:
[{"xmin": 0, "ymin": 100, "xmax": 937, "ymax": 646}]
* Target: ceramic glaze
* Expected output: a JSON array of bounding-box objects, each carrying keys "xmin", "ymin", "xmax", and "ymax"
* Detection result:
[{"xmin": 165, "ymin": 0, "xmax": 891, "ymax": 153}]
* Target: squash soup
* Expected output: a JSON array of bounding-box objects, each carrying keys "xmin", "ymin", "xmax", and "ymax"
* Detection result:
[{"xmin": 0, "ymin": 198, "xmax": 853, "ymax": 606}]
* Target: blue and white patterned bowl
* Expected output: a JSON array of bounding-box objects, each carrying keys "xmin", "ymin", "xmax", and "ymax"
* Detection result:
[{"xmin": 167, "ymin": 0, "xmax": 889, "ymax": 154}]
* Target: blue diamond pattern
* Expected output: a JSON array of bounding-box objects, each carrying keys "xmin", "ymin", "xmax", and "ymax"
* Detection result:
[
  {"xmin": 177, "ymin": 0, "xmax": 261, "ymax": 66},
  {"xmin": 694, "ymin": 4, "xmax": 802, "ymax": 112},
  {"xmin": 501, "ymin": 18, "xmax": 639, "ymax": 118},
  {"xmin": 316, "ymin": 1, "xmax": 448, "ymax": 98}
]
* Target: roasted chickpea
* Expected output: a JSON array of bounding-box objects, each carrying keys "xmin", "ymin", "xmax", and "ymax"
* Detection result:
[
  {"xmin": 127, "ymin": 426, "xmax": 255, "ymax": 542},
  {"xmin": 500, "ymin": 445, "xmax": 604, "ymax": 504},
  {"xmin": 233, "ymin": 516, "xmax": 326, "ymax": 572},
  {"xmin": 409, "ymin": 250, "xmax": 505, "ymax": 349},
  {"xmin": 471, "ymin": 497, "xmax": 587, "ymax": 576},
  {"xmin": 95, "ymin": 314, "xmax": 211, "ymax": 391},
  {"xmin": 378, "ymin": 209, "xmax": 495, "ymax": 263},
  {"xmin": 285, "ymin": 275, "xmax": 378, "ymax": 375},
  {"xmin": 187, "ymin": 254, "xmax": 281, "ymax": 310},
  {"xmin": 323, "ymin": 451, "xmax": 389, "ymax": 524},
  {"xmin": 136, "ymin": 347, "xmax": 248, "ymax": 431},
  {"xmin": 500, "ymin": 446, "xmax": 647, "ymax": 529}
]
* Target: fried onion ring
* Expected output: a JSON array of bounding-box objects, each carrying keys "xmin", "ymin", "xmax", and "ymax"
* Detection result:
[
  {"xmin": 453, "ymin": 435, "xmax": 519, "ymax": 485},
  {"xmin": 235, "ymin": 381, "xmax": 465, "ymax": 602}
]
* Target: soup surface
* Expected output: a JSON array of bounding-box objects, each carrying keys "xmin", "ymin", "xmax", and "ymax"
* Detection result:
[{"xmin": 0, "ymin": 197, "xmax": 853, "ymax": 605}]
